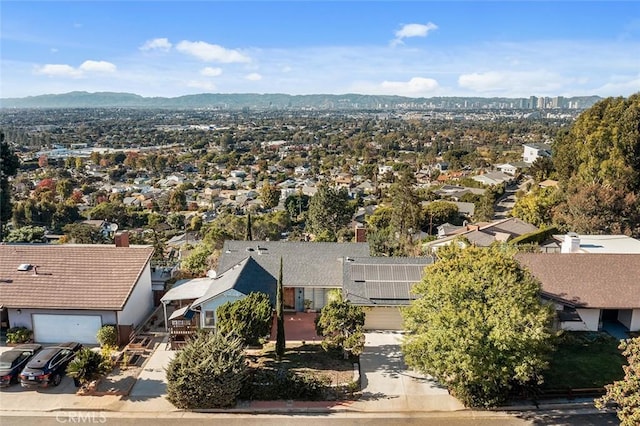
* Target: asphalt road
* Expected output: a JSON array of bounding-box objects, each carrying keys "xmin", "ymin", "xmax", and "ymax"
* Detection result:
[{"xmin": 0, "ymin": 411, "xmax": 620, "ymax": 426}]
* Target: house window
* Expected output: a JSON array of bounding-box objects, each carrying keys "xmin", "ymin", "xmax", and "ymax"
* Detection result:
[{"xmin": 204, "ymin": 310, "xmax": 215, "ymax": 327}]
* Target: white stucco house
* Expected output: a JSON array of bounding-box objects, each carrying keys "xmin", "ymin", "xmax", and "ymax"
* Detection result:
[
  {"xmin": 0, "ymin": 241, "xmax": 154, "ymax": 345},
  {"xmin": 516, "ymin": 253, "xmax": 640, "ymax": 333}
]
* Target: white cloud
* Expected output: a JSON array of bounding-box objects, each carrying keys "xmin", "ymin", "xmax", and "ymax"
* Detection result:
[
  {"xmin": 50, "ymin": 48, "xmax": 58, "ymax": 54},
  {"xmin": 34, "ymin": 64, "xmax": 82, "ymax": 78},
  {"xmin": 458, "ymin": 70, "xmax": 568, "ymax": 94},
  {"xmin": 200, "ymin": 67, "xmax": 223, "ymax": 77},
  {"xmin": 594, "ymin": 73, "xmax": 640, "ymax": 96},
  {"xmin": 380, "ymin": 77, "xmax": 440, "ymax": 95},
  {"xmin": 245, "ymin": 72, "xmax": 262, "ymax": 81},
  {"xmin": 392, "ymin": 22, "xmax": 438, "ymax": 46},
  {"xmin": 140, "ymin": 38, "xmax": 173, "ymax": 51},
  {"xmin": 176, "ymin": 40, "xmax": 251, "ymax": 63},
  {"xmin": 33, "ymin": 60, "xmax": 116, "ymax": 79},
  {"xmin": 79, "ymin": 60, "xmax": 117, "ymax": 73}
]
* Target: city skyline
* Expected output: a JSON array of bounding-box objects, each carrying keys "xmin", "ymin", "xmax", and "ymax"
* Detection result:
[{"xmin": 1, "ymin": 1, "xmax": 639, "ymax": 99}]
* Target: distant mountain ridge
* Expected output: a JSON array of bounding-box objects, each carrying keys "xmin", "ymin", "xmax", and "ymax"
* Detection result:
[{"xmin": 0, "ymin": 91, "xmax": 603, "ymax": 110}]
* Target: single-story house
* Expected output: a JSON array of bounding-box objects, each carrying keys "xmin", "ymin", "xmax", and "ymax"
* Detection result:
[
  {"xmin": 0, "ymin": 240, "xmax": 154, "ymax": 344},
  {"xmin": 516, "ymin": 253, "xmax": 640, "ymax": 333},
  {"xmin": 217, "ymin": 241, "xmax": 370, "ymax": 312},
  {"xmin": 343, "ymin": 256, "xmax": 433, "ymax": 330}
]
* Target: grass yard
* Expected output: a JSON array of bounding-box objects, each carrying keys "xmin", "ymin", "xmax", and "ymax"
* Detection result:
[
  {"xmin": 247, "ymin": 342, "xmax": 355, "ymax": 385},
  {"xmin": 543, "ymin": 332, "xmax": 626, "ymax": 390}
]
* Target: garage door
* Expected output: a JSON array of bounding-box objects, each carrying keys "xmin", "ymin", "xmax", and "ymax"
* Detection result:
[
  {"xmin": 364, "ymin": 307, "xmax": 403, "ymax": 330},
  {"xmin": 32, "ymin": 314, "xmax": 102, "ymax": 344}
]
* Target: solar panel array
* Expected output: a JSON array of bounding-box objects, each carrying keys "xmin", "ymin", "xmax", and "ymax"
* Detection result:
[{"xmin": 350, "ymin": 263, "xmax": 425, "ymax": 301}]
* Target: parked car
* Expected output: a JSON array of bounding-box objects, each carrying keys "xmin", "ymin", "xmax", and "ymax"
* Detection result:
[
  {"xmin": 0, "ymin": 344, "xmax": 43, "ymax": 387},
  {"xmin": 19, "ymin": 342, "xmax": 82, "ymax": 388}
]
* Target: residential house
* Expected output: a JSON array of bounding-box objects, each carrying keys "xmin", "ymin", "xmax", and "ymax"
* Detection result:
[
  {"xmin": 541, "ymin": 233, "xmax": 640, "ymax": 254},
  {"xmin": 472, "ymin": 171, "xmax": 513, "ymax": 186},
  {"xmin": 343, "ymin": 257, "xmax": 433, "ymax": 330},
  {"xmin": 0, "ymin": 238, "xmax": 154, "ymax": 344},
  {"xmin": 217, "ymin": 241, "xmax": 370, "ymax": 312},
  {"xmin": 516, "ymin": 253, "xmax": 640, "ymax": 333},
  {"xmin": 522, "ymin": 143, "xmax": 552, "ymax": 164},
  {"xmin": 495, "ymin": 161, "xmax": 530, "ymax": 176}
]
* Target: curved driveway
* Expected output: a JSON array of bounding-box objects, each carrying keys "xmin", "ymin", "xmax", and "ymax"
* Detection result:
[{"xmin": 352, "ymin": 332, "xmax": 464, "ymax": 412}]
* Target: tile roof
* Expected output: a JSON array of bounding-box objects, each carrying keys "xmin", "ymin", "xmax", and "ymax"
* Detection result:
[
  {"xmin": 0, "ymin": 244, "xmax": 154, "ymax": 310},
  {"xmin": 343, "ymin": 257, "xmax": 433, "ymax": 306},
  {"xmin": 218, "ymin": 241, "xmax": 370, "ymax": 288},
  {"xmin": 515, "ymin": 253, "xmax": 640, "ymax": 309}
]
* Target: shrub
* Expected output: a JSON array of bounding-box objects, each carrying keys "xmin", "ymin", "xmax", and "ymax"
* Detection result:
[
  {"xmin": 240, "ymin": 368, "xmax": 329, "ymax": 400},
  {"xmin": 6, "ymin": 327, "xmax": 32, "ymax": 344},
  {"xmin": 166, "ymin": 331, "xmax": 247, "ymax": 409},
  {"xmin": 217, "ymin": 292, "xmax": 273, "ymax": 346},
  {"xmin": 66, "ymin": 348, "xmax": 111, "ymax": 387},
  {"xmin": 96, "ymin": 325, "xmax": 118, "ymax": 347}
]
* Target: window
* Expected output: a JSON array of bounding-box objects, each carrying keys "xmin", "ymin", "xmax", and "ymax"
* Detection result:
[{"xmin": 204, "ymin": 310, "xmax": 215, "ymax": 327}]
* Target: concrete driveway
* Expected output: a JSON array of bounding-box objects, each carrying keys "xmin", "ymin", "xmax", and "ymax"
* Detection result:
[{"xmin": 352, "ymin": 332, "xmax": 464, "ymax": 412}]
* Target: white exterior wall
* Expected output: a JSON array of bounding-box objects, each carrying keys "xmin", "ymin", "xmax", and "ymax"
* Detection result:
[
  {"xmin": 630, "ymin": 309, "xmax": 640, "ymax": 332},
  {"xmin": 8, "ymin": 308, "xmax": 117, "ymax": 330},
  {"xmin": 198, "ymin": 289, "xmax": 245, "ymax": 328},
  {"xmin": 118, "ymin": 262, "xmax": 154, "ymax": 329},
  {"xmin": 561, "ymin": 308, "xmax": 600, "ymax": 331}
]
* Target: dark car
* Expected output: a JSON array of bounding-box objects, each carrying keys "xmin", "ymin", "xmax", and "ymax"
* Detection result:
[
  {"xmin": 0, "ymin": 344, "xmax": 43, "ymax": 387},
  {"xmin": 19, "ymin": 342, "xmax": 82, "ymax": 388}
]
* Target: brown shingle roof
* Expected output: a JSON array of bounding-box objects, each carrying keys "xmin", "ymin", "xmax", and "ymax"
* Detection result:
[
  {"xmin": 0, "ymin": 244, "xmax": 154, "ymax": 310},
  {"xmin": 515, "ymin": 253, "xmax": 640, "ymax": 309}
]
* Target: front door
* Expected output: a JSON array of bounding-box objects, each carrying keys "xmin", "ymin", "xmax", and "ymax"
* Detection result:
[{"xmin": 284, "ymin": 288, "xmax": 296, "ymax": 310}]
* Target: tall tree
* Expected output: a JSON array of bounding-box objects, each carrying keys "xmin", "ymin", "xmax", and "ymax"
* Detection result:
[
  {"xmin": 216, "ymin": 292, "xmax": 272, "ymax": 346},
  {"xmin": 307, "ymin": 183, "xmax": 354, "ymax": 241},
  {"xmin": 315, "ymin": 297, "xmax": 365, "ymax": 358},
  {"xmin": 402, "ymin": 245, "xmax": 555, "ymax": 408},
  {"xmin": 245, "ymin": 212, "xmax": 253, "ymax": 241},
  {"xmin": 595, "ymin": 337, "xmax": 640, "ymax": 426},
  {"xmin": 0, "ymin": 132, "xmax": 20, "ymax": 241},
  {"xmin": 260, "ymin": 180, "xmax": 281, "ymax": 210},
  {"xmin": 275, "ymin": 257, "xmax": 285, "ymax": 359}
]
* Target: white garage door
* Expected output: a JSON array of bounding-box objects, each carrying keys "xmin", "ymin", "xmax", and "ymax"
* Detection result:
[
  {"xmin": 32, "ymin": 314, "xmax": 102, "ymax": 344},
  {"xmin": 364, "ymin": 307, "xmax": 403, "ymax": 330}
]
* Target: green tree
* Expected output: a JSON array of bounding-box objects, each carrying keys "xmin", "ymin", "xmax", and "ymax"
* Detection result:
[
  {"xmin": 315, "ymin": 296, "xmax": 365, "ymax": 358},
  {"xmin": 307, "ymin": 184, "xmax": 354, "ymax": 241},
  {"xmin": 217, "ymin": 292, "xmax": 272, "ymax": 346},
  {"xmin": 1, "ymin": 132, "xmax": 20, "ymax": 241},
  {"xmin": 389, "ymin": 175, "xmax": 423, "ymax": 242},
  {"xmin": 260, "ymin": 181, "xmax": 281, "ymax": 209},
  {"xmin": 166, "ymin": 331, "xmax": 247, "ymax": 409},
  {"xmin": 423, "ymin": 201, "xmax": 459, "ymax": 233},
  {"xmin": 190, "ymin": 215, "xmax": 203, "ymax": 232},
  {"xmin": 528, "ymin": 157, "xmax": 555, "ymax": 182},
  {"xmin": 402, "ymin": 245, "xmax": 555, "ymax": 408},
  {"xmin": 181, "ymin": 243, "xmax": 214, "ymax": 276},
  {"xmin": 62, "ymin": 223, "xmax": 105, "ymax": 244},
  {"xmin": 275, "ymin": 257, "xmax": 285, "ymax": 359},
  {"xmin": 511, "ymin": 187, "xmax": 561, "ymax": 227},
  {"xmin": 595, "ymin": 337, "xmax": 640, "ymax": 426},
  {"xmin": 5, "ymin": 225, "xmax": 46, "ymax": 243},
  {"xmin": 245, "ymin": 212, "xmax": 252, "ymax": 241},
  {"xmin": 169, "ymin": 188, "xmax": 187, "ymax": 212}
]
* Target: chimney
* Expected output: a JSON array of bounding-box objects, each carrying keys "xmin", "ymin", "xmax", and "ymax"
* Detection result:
[
  {"xmin": 114, "ymin": 231, "xmax": 129, "ymax": 248},
  {"xmin": 355, "ymin": 225, "xmax": 367, "ymax": 243},
  {"xmin": 561, "ymin": 233, "xmax": 580, "ymax": 253}
]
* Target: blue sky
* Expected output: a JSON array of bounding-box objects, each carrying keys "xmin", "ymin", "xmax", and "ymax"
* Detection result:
[{"xmin": 1, "ymin": 1, "xmax": 639, "ymax": 98}]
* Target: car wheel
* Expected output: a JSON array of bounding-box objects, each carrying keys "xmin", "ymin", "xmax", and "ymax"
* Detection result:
[{"xmin": 51, "ymin": 374, "xmax": 62, "ymax": 387}]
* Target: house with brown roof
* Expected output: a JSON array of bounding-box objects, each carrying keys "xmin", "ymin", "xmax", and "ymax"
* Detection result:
[
  {"xmin": 516, "ymin": 253, "xmax": 640, "ymax": 333},
  {"xmin": 0, "ymin": 239, "xmax": 154, "ymax": 345}
]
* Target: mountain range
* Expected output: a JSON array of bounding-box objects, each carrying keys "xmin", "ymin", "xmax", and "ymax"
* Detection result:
[{"xmin": 0, "ymin": 91, "xmax": 603, "ymax": 110}]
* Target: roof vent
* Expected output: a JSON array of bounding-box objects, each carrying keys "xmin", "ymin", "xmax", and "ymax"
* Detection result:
[
  {"xmin": 246, "ymin": 247, "xmax": 254, "ymax": 252},
  {"xmin": 17, "ymin": 264, "xmax": 32, "ymax": 271}
]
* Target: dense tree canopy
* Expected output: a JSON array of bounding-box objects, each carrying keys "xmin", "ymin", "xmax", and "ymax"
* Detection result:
[
  {"xmin": 315, "ymin": 296, "xmax": 365, "ymax": 358},
  {"xmin": 306, "ymin": 183, "xmax": 354, "ymax": 241},
  {"xmin": 595, "ymin": 337, "xmax": 640, "ymax": 426},
  {"xmin": 1, "ymin": 132, "xmax": 20, "ymax": 240},
  {"xmin": 402, "ymin": 245, "xmax": 555, "ymax": 408}
]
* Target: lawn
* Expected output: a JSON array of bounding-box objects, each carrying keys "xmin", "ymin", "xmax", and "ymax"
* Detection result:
[
  {"xmin": 543, "ymin": 332, "xmax": 626, "ymax": 390},
  {"xmin": 247, "ymin": 342, "xmax": 355, "ymax": 386}
]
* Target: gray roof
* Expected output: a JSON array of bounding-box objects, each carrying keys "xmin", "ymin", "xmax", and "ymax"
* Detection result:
[
  {"xmin": 161, "ymin": 277, "xmax": 211, "ymax": 303},
  {"xmin": 192, "ymin": 257, "xmax": 276, "ymax": 306},
  {"xmin": 218, "ymin": 241, "xmax": 370, "ymax": 288},
  {"xmin": 343, "ymin": 257, "xmax": 433, "ymax": 306}
]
